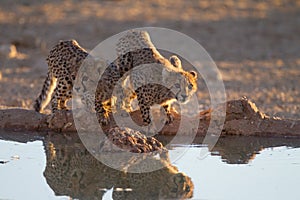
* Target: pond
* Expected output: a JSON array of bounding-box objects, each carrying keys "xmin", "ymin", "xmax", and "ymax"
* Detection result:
[{"xmin": 1, "ymin": 132, "xmax": 300, "ymax": 200}]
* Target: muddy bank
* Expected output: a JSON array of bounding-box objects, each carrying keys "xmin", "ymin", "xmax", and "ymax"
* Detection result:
[{"xmin": 0, "ymin": 98, "xmax": 299, "ymax": 137}]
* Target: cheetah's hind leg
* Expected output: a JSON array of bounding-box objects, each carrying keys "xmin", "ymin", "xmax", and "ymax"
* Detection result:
[{"xmin": 50, "ymin": 77, "xmax": 72, "ymax": 112}]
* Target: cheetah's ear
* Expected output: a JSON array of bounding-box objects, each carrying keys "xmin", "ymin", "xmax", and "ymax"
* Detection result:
[
  {"xmin": 189, "ymin": 71, "xmax": 197, "ymax": 79},
  {"xmin": 169, "ymin": 55, "xmax": 182, "ymax": 69}
]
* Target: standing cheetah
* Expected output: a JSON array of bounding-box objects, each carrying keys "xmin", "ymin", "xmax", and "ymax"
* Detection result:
[{"xmin": 34, "ymin": 40, "xmax": 89, "ymax": 113}]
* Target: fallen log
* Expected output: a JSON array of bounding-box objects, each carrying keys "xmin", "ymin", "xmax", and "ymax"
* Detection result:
[{"xmin": 0, "ymin": 98, "xmax": 299, "ymax": 136}]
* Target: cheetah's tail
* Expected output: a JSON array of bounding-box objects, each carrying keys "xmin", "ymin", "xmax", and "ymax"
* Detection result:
[{"xmin": 34, "ymin": 71, "xmax": 56, "ymax": 112}]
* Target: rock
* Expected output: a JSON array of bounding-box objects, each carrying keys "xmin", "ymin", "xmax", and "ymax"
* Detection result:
[
  {"xmin": 0, "ymin": 108, "xmax": 47, "ymax": 131},
  {"xmin": 100, "ymin": 127, "xmax": 166, "ymax": 153},
  {"xmin": 221, "ymin": 98, "xmax": 300, "ymax": 136},
  {"xmin": 97, "ymin": 126, "xmax": 171, "ymax": 173},
  {"xmin": 11, "ymin": 30, "xmax": 42, "ymax": 49},
  {"xmin": 47, "ymin": 110, "xmax": 75, "ymax": 132}
]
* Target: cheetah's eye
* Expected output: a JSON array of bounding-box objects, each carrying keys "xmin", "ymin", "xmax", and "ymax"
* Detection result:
[
  {"xmin": 185, "ymin": 185, "xmax": 190, "ymax": 192},
  {"xmin": 188, "ymin": 84, "xmax": 193, "ymax": 90},
  {"xmin": 174, "ymin": 83, "xmax": 180, "ymax": 88}
]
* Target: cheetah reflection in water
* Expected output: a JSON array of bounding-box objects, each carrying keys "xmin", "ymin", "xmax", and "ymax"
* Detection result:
[{"xmin": 44, "ymin": 133, "xmax": 194, "ymax": 199}]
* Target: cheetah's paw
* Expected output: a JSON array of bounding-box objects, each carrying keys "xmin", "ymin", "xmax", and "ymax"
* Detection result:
[{"xmin": 165, "ymin": 113, "xmax": 174, "ymax": 125}]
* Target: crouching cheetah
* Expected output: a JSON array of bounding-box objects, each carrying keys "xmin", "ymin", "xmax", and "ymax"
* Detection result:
[{"xmin": 34, "ymin": 30, "xmax": 198, "ymax": 129}]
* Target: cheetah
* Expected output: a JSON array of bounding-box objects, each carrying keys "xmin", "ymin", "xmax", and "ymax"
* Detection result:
[
  {"xmin": 34, "ymin": 40, "xmax": 89, "ymax": 113},
  {"xmin": 115, "ymin": 52, "xmax": 197, "ymax": 127},
  {"xmin": 110, "ymin": 30, "xmax": 198, "ymax": 126},
  {"xmin": 34, "ymin": 30, "xmax": 198, "ymax": 129}
]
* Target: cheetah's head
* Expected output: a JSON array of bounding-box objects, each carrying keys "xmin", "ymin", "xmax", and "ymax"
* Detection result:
[
  {"xmin": 159, "ymin": 172, "xmax": 194, "ymax": 199},
  {"xmin": 162, "ymin": 55, "xmax": 198, "ymax": 104}
]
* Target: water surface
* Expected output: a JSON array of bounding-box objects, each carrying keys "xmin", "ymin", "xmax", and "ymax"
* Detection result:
[{"xmin": 1, "ymin": 132, "xmax": 300, "ymax": 200}]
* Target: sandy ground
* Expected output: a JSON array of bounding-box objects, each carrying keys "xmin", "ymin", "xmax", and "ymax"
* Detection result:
[{"xmin": 0, "ymin": 0, "xmax": 299, "ymax": 119}]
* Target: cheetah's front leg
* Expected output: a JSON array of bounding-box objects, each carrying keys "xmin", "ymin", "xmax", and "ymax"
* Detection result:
[
  {"xmin": 59, "ymin": 94, "xmax": 72, "ymax": 110},
  {"xmin": 136, "ymin": 88, "xmax": 151, "ymax": 125},
  {"xmin": 163, "ymin": 104, "xmax": 174, "ymax": 125},
  {"xmin": 95, "ymin": 102, "xmax": 110, "ymax": 125},
  {"xmin": 136, "ymin": 89, "xmax": 159, "ymax": 135},
  {"xmin": 139, "ymin": 104, "xmax": 151, "ymax": 125}
]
